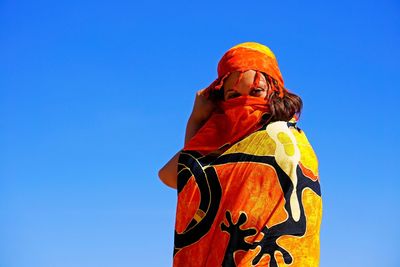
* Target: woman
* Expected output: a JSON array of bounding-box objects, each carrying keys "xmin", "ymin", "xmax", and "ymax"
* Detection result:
[{"xmin": 159, "ymin": 42, "xmax": 322, "ymax": 267}]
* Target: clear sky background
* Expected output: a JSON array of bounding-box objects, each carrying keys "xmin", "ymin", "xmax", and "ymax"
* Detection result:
[{"xmin": 1, "ymin": 0, "xmax": 399, "ymax": 266}]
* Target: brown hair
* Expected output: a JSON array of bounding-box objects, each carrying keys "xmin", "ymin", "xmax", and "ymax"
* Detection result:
[{"xmin": 208, "ymin": 72, "xmax": 303, "ymax": 124}]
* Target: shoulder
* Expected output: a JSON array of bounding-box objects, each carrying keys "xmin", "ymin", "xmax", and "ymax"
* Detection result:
[{"xmin": 261, "ymin": 120, "xmax": 319, "ymax": 180}]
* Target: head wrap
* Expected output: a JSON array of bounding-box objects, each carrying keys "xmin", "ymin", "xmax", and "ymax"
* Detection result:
[
  {"xmin": 203, "ymin": 41, "xmax": 288, "ymax": 99},
  {"xmin": 184, "ymin": 42, "xmax": 293, "ymax": 155}
]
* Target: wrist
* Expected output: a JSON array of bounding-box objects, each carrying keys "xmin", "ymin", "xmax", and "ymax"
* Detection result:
[{"xmin": 188, "ymin": 114, "xmax": 206, "ymax": 125}]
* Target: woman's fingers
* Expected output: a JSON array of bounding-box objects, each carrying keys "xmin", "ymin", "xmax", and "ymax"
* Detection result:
[{"xmin": 190, "ymin": 88, "xmax": 217, "ymax": 123}]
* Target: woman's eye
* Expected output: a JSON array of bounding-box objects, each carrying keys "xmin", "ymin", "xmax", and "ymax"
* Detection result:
[
  {"xmin": 227, "ymin": 93, "xmax": 241, "ymax": 99},
  {"xmin": 251, "ymin": 88, "xmax": 264, "ymax": 95}
]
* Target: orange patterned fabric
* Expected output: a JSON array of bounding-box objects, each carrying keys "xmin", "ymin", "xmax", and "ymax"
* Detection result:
[{"xmin": 173, "ymin": 42, "xmax": 322, "ymax": 266}]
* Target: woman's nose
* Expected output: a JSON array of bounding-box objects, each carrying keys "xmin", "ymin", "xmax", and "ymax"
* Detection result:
[{"xmin": 242, "ymin": 87, "xmax": 254, "ymax": 95}]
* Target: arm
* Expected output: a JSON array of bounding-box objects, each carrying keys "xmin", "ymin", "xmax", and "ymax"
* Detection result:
[
  {"xmin": 158, "ymin": 116, "xmax": 205, "ymax": 189},
  {"xmin": 158, "ymin": 88, "xmax": 216, "ymax": 189}
]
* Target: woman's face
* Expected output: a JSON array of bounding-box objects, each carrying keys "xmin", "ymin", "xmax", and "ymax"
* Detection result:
[{"xmin": 223, "ymin": 70, "xmax": 269, "ymax": 101}]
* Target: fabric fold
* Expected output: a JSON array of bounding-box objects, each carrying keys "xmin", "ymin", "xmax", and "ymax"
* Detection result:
[{"xmin": 183, "ymin": 95, "xmax": 270, "ymax": 155}]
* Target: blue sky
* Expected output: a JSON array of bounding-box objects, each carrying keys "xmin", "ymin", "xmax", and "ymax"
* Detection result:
[{"xmin": 1, "ymin": 0, "xmax": 399, "ymax": 266}]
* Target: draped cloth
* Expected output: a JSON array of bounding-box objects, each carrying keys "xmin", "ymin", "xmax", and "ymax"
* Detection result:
[
  {"xmin": 172, "ymin": 42, "xmax": 322, "ymax": 266},
  {"xmin": 183, "ymin": 95, "xmax": 273, "ymax": 156},
  {"xmin": 202, "ymin": 41, "xmax": 288, "ymax": 100}
]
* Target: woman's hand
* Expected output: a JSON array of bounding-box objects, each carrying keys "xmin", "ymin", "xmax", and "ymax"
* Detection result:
[
  {"xmin": 185, "ymin": 88, "xmax": 218, "ymax": 145},
  {"xmin": 189, "ymin": 88, "xmax": 217, "ymax": 123}
]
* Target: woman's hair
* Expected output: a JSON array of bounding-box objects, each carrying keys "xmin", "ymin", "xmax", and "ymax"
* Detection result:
[{"xmin": 208, "ymin": 72, "xmax": 303, "ymax": 124}]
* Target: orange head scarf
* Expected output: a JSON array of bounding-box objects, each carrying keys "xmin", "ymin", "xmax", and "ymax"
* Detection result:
[
  {"xmin": 184, "ymin": 42, "xmax": 293, "ymax": 156},
  {"xmin": 203, "ymin": 41, "xmax": 288, "ymax": 99}
]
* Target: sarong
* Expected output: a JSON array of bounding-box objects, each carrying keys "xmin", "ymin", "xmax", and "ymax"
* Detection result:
[{"xmin": 173, "ymin": 119, "xmax": 322, "ymax": 267}]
